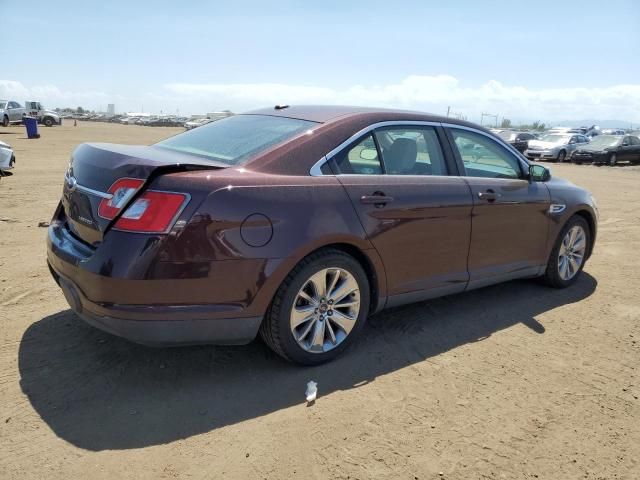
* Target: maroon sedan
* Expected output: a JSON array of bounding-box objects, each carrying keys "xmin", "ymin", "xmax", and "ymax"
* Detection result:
[{"xmin": 47, "ymin": 106, "xmax": 598, "ymax": 364}]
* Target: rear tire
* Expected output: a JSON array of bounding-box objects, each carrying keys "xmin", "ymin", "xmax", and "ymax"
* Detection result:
[
  {"xmin": 541, "ymin": 215, "xmax": 590, "ymax": 288},
  {"xmin": 260, "ymin": 249, "xmax": 370, "ymax": 365}
]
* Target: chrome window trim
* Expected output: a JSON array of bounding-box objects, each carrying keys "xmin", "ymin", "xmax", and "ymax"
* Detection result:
[
  {"xmin": 309, "ymin": 120, "xmax": 529, "ymax": 177},
  {"xmin": 309, "ymin": 120, "xmax": 440, "ymax": 176}
]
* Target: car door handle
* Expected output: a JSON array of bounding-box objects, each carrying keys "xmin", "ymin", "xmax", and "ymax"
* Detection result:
[
  {"xmin": 360, "ymin": 194, "xmax": 394, "ymax": 206},
  {"xmin": 478, "ymin": 190, "xmax": 501, "ymax": 202}
]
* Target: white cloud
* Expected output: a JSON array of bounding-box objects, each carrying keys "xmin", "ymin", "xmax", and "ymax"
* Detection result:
[
  {"xmin": 164, "ymin": 76, "xmax": 640, "ymax": 124},
  {"xmin": 0, "ymin": 80, "xmax": 110, "ymax": 109},
  {"xmin": 3, "ymin": 77, "xmax": 640, "ymax": 124}
]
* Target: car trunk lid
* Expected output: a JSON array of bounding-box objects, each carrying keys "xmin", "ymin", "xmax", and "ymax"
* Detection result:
[{"xmin": 62, "ymin": 142, "xmax": 225, "ymax": 245}]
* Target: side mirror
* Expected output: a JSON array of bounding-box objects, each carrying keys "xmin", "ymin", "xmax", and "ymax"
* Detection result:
[{"xmin": 529, "ymin": 164, "xmax": 551, "ymax": 182}]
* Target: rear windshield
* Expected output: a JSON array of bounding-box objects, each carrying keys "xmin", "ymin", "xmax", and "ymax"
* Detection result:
[{"xmin": 156, "ymin": 114, "xmax": 318, "ymax": 165}]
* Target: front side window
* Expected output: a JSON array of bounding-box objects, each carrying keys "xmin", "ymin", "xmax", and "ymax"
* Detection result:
[
  {"xmin": 451, "ymin": 128, "xmax": 523, "ymax": 179},
  {"xmin": 333, "ymin": 134, "xmax": 383, "ymax": 174},
  {"xmin": 374, "ymin": 126, "xmax": 447, "ymax": 175},
  {"xmin": 156, "ymin": 114, "xmax": 317, "ymax": 165}
]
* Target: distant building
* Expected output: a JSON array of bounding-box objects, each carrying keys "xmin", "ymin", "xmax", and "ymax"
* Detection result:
[{"xmin": 107, "ymin": 104, "xmax": 115, "ymax": 116}]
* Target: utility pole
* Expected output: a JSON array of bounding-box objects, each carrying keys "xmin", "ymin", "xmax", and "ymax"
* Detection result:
[
  {"xmin": 481, "ymin": 113, "xmax": 498, "ymax": 127},
  {"xmin": 446, "ymin": 106, "xmax": 451, "ymax": 117}
]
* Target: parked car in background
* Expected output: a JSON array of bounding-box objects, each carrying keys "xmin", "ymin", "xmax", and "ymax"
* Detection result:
[
  {"xmin": 525, "ymin": 133, "xmax": 589, "ymax": 162},
  {"xmin": 0, "ymin": 140, "xmax": 15, "ymax": 178},
  {"xmin": 497, "ymin": 130, "xmax": 537, "ymax": 153},
  {"xmin": 572, "ymin": 135, "xmax": 640, "ymax": 166},
  {"xmin": 135, "ymin": 117, "xmax": 157, "ymax": 126},
  {"xmin": 24, "ymin": 101, "xmax": 62, "ymax": 126},
  {"xmin": 184, "ymin": 117, "xmax": 212, "ymax": 130},
  {"xmin": 0, "ymin": 100, "xmax": 26, "ymax": 126},
  {"xmin": 601, "ymin": 128, "xmax": 626, "ymax": 136},
  {"xmin": 148, "ymin": 117, "xmax": 182, "ymax": 127},
  {"xmin": 47, "ymin": 105, "xmax": 598, "ymax": 365}
]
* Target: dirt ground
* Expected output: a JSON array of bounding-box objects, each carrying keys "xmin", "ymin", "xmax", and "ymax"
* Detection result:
[{"xmin": 0, "ymin": 121, "xmax": 638, "ymax": 479}]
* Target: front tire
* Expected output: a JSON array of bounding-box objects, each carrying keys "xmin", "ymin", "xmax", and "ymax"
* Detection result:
[
  {"xmin": 608, "ymin": 153, "xmax": 617, "ymax": 166},
  {"xmin": 541, "ymin": 216, "xmax": 590, "ymax": 288},
  {"xmin": 260, "ymin": 249, "xmax": 370, "ymax": 365},
  {"xmin": 2, "ymin": 116, "xmax": 8, "ymax": 127},
  {"xmin": 43, "ymin": 117, "xmax": 54, "ymax": 127},
  {"xmin": 557, "ymin": 150, "xmax": 567, "ymax": 163}
]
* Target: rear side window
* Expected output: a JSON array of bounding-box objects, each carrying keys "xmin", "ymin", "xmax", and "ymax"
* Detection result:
[
  {"xmin": 156, "ymin": 115, "xmax": 317, "ymax": 165},
  {"xmin": 374, "ymin": 126, "xmax": 447, "ymax": 175},
  {"xmin": 333, "ymin": 134, "xmax": 383, "ymax": 174},
  {"xmin": 451, "ymin": 128, "xmax": 523, "ymax": 179}
]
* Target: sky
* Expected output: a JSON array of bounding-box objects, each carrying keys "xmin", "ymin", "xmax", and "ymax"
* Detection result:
[{"xmin": 1, "ymin": 0, "xmax": 639, "ymax": 124}]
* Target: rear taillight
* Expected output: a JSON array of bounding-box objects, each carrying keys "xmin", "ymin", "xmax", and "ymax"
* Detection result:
[
  {"xmin": 98, "ymin": 178, "xmax": 144, "ymax": 220},
  {"xmin": 114, "ymin": 191, "xmax": 189, "ymax": 233}
]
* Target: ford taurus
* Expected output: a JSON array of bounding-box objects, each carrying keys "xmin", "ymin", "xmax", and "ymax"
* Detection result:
[{"xmin": 47, "ymin": 106, "xmax": 598, "ymax": 364}]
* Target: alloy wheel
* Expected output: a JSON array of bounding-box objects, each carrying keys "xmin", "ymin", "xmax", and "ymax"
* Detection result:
[
  {"xmin": 558, "ymin": 225, "xmax": 587, "ymax": 281},
  {"xmin": 290, "ymin": 268, "xmax": 361, "ymax": 353},
  {"xmin": 609, "ymin": 153, "xmax": 617, "ymax": 166}
]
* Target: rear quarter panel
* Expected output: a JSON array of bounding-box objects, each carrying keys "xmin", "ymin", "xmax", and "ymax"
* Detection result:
[{"xmin": 152, "ymin": 170, "xmax": 388, "ymax": 314}]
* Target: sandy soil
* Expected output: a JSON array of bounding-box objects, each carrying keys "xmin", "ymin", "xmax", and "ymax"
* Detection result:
[{"xmin": 0, "ymin": 121, "xmax": 638, "ymax": 479}]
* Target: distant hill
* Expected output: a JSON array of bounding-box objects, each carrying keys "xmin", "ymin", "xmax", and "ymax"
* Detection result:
[{"xmin": 552, "ymin": 119, "xmax": 636, "ymax": 129}]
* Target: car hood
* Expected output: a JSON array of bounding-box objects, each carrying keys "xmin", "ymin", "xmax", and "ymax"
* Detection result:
[
  {"xmin": 61, "ymin": 143, "xmax": 228, "ymax": 244},
  {"xmin": 576, "ymin": 144, "xmax": 612, "ymax": 153},
  {"xmin": 528, "ymin": 140, "xmax": 564, "ymax": 149}
]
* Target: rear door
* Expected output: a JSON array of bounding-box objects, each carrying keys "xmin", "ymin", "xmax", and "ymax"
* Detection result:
[
  {"xmin": 330, "ymin": 124, "xmax": 473, "ymax": 302},
  {"xmin": 445, "ymin": 126, "xmax": 550, "ymax": 287}
]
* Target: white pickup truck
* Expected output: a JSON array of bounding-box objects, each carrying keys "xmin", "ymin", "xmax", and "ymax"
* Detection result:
[
  {"xmin": 25, "ymin": 101, "xmax": 62, "ymax": 127},
  {"xmin": 0, "ymin": 100, "xmax": 61, "ymax": 127}
]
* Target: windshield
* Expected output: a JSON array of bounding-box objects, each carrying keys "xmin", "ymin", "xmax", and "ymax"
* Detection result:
[
  {"xmin": 584, "ymin": 135, "xmax": 621, "ymax": 148},
  {"xmin": 0, "ymin": 101, "xmax": 6, "ymax": 109},
  {"xmin": 156, "ymin": 115, "xmax": 318, "ymax": 165},
  {"xmin": 538, "ymin": 134, "xmax": 570, "ymax": 143}
]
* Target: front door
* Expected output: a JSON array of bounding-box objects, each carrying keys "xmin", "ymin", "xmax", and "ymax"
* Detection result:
[
  {"xmin": 446, "ymin": 127, "xmax": 551, "ymax": 287},
  {"xmin": 330, "ymin": 125, "xmax": 473, "ymax": 303}
]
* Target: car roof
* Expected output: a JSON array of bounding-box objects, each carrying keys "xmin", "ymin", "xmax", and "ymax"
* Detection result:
[
  {"xmin": 240, "ymin": 105, "xmax": 497, "ymax": 175},
  {"xmin": 243, "ymin": 104, "xmax": 473, "ymax": 127}
]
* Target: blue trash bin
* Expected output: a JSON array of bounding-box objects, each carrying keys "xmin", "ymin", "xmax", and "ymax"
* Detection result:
[{"xmin": 23, "ymin": 117, "xmax": 40, "ymax": 139}]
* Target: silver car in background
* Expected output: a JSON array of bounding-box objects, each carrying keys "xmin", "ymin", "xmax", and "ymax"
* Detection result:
[
  {"xmin": 0, "ymin": 141, "xmax": 15, "ymax": 178},
  {"xmin": 525, "ymin": 133, "xmax": 590, "ymax": 162}
]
